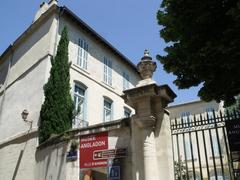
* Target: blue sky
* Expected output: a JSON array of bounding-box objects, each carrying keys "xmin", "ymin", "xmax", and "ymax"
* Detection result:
[{"xmin": 0, "ymin": 0, "xmax": 201, "ymax": 105}]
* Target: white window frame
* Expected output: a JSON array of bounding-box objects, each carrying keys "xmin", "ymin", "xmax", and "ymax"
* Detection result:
[
  {"xmin": 124, "ymin": 107, "xmax": 131, "ymax": 118},
  {"xmin": 123, "ymin": 72, "xmax": 130, "ymax": 90},
  {"xmin": 76, "ymin": 38, "xmax": 88, "ymax": 70},
  {"xmin": 73, "ymin": 83, "xmax": 87, "ymax": 128},
  {"xmin": 103, "ymin": 57, "xmax": 112, "ymax": 86},
  {"xmin": 181, "ymin": 111, "xmax": 190, "ymax": 125},
  {"xmin": 212, "ymin": 135, "xmax": 220, "ymax": 157},
  {"xmin": 206, "ymin": 107, "xmax": 215, "ymax": 119},
  {"xmin": 184, "ymin": 140, "xmax": 192, "ymax": 160},
  {"xmin": 103, "ymin": 97, "xmax": 113, "ymax": 122}
]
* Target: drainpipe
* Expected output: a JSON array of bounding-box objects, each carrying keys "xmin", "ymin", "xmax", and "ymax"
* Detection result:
[{"xmin": 0, "ymin": 45, "xmax": 14, "ymax": 124}]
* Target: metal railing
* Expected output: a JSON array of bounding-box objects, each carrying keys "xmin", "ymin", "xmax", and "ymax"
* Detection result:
[
  {"xmin": 72, "ymin": 117, "xmax": 89, "ymax": 129},
  {"xmin": 171, "ymin": 110, "xmax": 240, "ymax": 180}
]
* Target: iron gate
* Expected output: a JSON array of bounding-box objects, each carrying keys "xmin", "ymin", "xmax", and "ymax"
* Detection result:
[{"xmin": 171, "ymin": 110, "xmax": 240, "ymax": 180}]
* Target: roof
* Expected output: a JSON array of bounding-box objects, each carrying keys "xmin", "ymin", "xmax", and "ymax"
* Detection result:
[
  {"xmin": 168, "ymin": 99, "xmax": 210, "ymax": 109},
  {"xmin": 0, "ymin": 5, "xmax": 139, "ymax": 74}
]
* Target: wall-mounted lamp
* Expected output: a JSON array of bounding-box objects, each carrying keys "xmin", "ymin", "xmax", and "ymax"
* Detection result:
[{"xmin": 21, "ymin": 109, "xmax": 32, "ymax": 123}]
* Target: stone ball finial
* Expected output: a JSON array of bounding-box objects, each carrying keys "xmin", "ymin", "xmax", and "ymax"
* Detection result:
[{"xmin": 137, "ymin": 50, "xmax": 157, "ymax": 79}]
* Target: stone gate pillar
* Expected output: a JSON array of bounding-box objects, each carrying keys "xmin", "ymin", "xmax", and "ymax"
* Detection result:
[{"xmin": 122, "ymin": 50, "xmax": 176, "ymax": 180}]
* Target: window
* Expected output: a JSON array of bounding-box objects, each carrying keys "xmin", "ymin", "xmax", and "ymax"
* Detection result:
[
  {"xmin": 184, "ymin": 140, "xmax": 192, "ymax": 160},
  {"xmin": 103, "ymin": 98, "xmax": 113, "ymax": 122},
  {"xmin": 189, "ymin": 172, "xmax": 201, "ymax": 180},
  {"xmin": 206, "ymin": 107, "xmax": 215, "ymax": 119},
  {"xmin": 123, "ymin": 72, "xmax": 129, "ymax": 90},
  {"xmin": 181, "ymin": 111, "xmax": 190, "ymax": 125},
  {"xmin": 73, "ymin": 84, "xmax": 87, "ymax": 128},
  {"xmin": 210, "ymin": 169, "xmax": 228, "ymax": 180},
  {"xmin": 212, "ymin": 135, "xmax": 220, "ymax": 157},
  {"xmin": 103, "ymin": 57, "xmax": 112, "ymax": 86},
  {"xmin": 76, "ymin": 38, "xmax": 88, "ymax": 70},
  {"xmin": 124, "ymin": 107, "xmax": 131, "ymax": 118}
]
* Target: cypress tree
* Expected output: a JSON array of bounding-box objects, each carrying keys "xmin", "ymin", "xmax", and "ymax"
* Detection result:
[{"xmin": 39, "ymin": 27, "xmax": 73, "ymax": 143}]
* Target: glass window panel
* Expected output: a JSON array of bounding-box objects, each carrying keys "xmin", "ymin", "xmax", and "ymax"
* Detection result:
[
  {"xmin": 123, "ymin": 72, "xmax": 130, "ymax": 90},
  {"xmin": 184, "ymin": 140, "xmax": 192, "ymax": 160},
  {"xmin": 124, "ymin": 108, "xmax": 131, "ymax": 118},
  {"xmin": 212, "ymin": 135, "xmax": 220, "ymax": 156},
  {"xmin": 104, "ymin": 98, "xmax": 112, "ymax": 122},
  {"xmin": 76, "ymin": 38, "xmax": 88, "ymax": 70},
  {"xmin": 181, "ymin": 111, "xmax": 190, "ymax": 124},
  {"xmin": 103, "ymin": 57, "xmax": 112, "ymax": 85},
  {"xmin": 206, "ymin": 107, "xmax": 215, "ymax": 119},
  {"xmin": 73, "ymin": 84, "xmax": 86, "ymax": 128}
]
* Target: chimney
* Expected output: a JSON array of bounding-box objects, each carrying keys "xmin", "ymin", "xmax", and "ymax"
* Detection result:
[
  {"xmin": 48, "ymin": 0, "xmax": 58, "ymax": 7},
  {"xmin": 33, "ymin": 0, "xmax": 58, "ymax": 23}
]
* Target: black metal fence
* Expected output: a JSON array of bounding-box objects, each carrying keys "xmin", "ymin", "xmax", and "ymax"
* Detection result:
[{"xmin": 171, "ymin": 110, "xmax": 240, "ymax": 180}]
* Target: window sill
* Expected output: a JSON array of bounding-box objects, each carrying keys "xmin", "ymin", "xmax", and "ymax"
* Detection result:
[
  {"xmin": 101, "ymin": 81, "xmax": 115, "ymax": 90},
  {"xmin": 71, "ymin": 64, "xmax": 90, "ymax": 75},
  {"xmin": 209, "ymin": 156, "xmax": 222, "ymax": 159},
  {"xmin": 186, "ymin": 158, "xmax": 197, "ymax": 162}
]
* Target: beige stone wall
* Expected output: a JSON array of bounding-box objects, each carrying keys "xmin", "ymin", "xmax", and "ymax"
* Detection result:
[
  {"xmin": 35, "ymin": 126, "xmax": 132, "ymax": 180},
  {"xmin": 155, "ymin": 112, "xmax": 174, "ymax": 180},
  {"xmin": 0, "ymin": 12, "xmax": 57, "ymax": 140},
  {"xmin": 35, "ymin": 141, "xmax": 68, "ymax": 180},
  {"xmin": 0, "ymin": 131, "xmax": 38, "ymax": 180},
  {"xmin": 0, "ymin": 58, "xmax": 10, "ymax": 88},
  {"xmin": 0, "ymin": 12, "xmax": 57, "ymax": 180},
  {"xmin": 0, "ymin": 57, "xmax": 49, "ymax": 141},
  {"xmin": 7, "ymin": 15, "xmax": 56, "ymax": 86}
]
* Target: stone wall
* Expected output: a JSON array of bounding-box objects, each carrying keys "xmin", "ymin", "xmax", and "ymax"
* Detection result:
[
  {"xmin": 0, "ymin": 131, "xmax": 38, "ymax": 180},
  {"xmin": 35, "ymin": 121, "xmax": 132, "ymax": 180}
]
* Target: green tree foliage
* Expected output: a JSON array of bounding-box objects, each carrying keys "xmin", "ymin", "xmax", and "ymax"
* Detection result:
[
  {"xmin": 39, "ymin": 27, "xmax": 73, "ymax": 143},
  {"xmin": 174, "ymin": 158, "xmax": 186, "ymax": 180},
  {"xmin": 157, "ymin": 0, "xmax": 240, "ymax": 106},
  {"xmin": 226, "ymin": 95, "xmax": 240, "ymax": 113}
]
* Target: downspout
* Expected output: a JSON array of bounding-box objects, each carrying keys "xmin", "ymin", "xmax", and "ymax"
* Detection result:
[{"xmin": 0, "ymin": 45, "xmax": 14, "ymax": 124}]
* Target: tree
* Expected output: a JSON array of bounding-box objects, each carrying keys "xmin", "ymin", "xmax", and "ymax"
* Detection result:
[
  {"xmin": 157, "ymin": 0, "xmax": 240, "ymax": 106},
  {"xmin": 39, "ymin": 27, "xmax": 73, "ymax": 143},
  {"xmin": 226, "ymin": 95, "xmax": 240, "ymax": 113},
  {"xmin": 174, "ymin": 158, "xmax": 187, "ymax": 180}
]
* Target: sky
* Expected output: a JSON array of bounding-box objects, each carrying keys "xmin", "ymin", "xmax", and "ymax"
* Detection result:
[{"xmin": 0, "ymin": 0, "xmax": 201, "ymax": 105}]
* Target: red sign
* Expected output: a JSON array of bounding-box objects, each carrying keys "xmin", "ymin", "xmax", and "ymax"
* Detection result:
[{"xmin": 80, "ymin": 132, "xmax": 108, "ymax": 169}]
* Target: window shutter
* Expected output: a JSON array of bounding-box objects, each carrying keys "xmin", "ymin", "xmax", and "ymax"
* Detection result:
[{"xmin": 108, "ymin": 60, "xmax": 112, "ymax": 86}]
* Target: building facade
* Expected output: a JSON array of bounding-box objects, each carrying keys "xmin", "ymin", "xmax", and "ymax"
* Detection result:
[
  {"xmin": 1, "ymin": 1, "xmax": 235, "ymax": 180},
  {"xmin": 0, "ymin": 1, "xmax": 142, "ymax": 179},
  {"xmin": 167, "ymin": 100, "xmax": 233, "ymax": 180}
]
